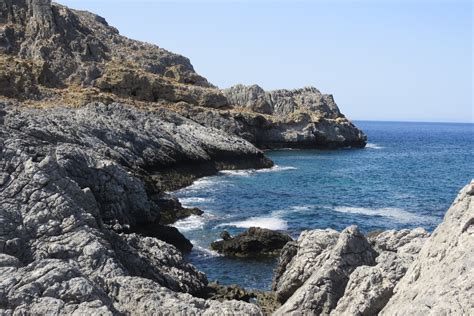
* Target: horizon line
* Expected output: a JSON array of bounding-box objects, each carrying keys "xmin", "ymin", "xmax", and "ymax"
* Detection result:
[{"xmin": 352, "ymin": 119, "xmax": 474, "ymax": 124}]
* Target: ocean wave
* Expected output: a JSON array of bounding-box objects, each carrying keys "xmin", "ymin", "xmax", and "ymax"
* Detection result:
[
  {"xmin": 179, "ymin": 197, "xmax": 214, "ymax": 206},
  {"xmin": 366, "ymin": 143, "xmax": 384, "ymax": 149},
  {"xmin": 191, "ymin": 242, "xmax": 222, "ymax": 257},
  {"xmin": 216, "ymin": 216, "xmax": 288, "ymax": 230},
  {"xmin": 219, "ymin": 165, "xmax": 297, "ymax": 177},
  {"xmin": 271, "ymin": 205, "xmax": 314, "ymax": 216},
  {"xmin": 219, "ymin": 169, "xmax": 253, "ymax": 177},
  {"xmin": 257, "ymin": 165, "xmax": 298, "ymax": 173},
  {"xmin": 171, "ymin": 215, "xmax": 206, "ymax": 232},
  {"xmin": 333, "ymin": 206, "xmax": 434, "ymax": 224}
]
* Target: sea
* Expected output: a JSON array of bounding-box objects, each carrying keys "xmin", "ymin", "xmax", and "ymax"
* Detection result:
[{"xmin": 172, "ymin": 121, "xmax": 474, "ymax": 290}]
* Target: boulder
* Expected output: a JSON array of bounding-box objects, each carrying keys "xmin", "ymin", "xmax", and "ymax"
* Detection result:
[
  {"xmin": 211, "ymin": 227, "xmax": 292, "ymax": 257},
  {"xmin": 274, "ymin": 226, "xmax": 377, "ymax": 315},
  {"xmin": 272, "ymin": 229, "xmax": 340, "ymax": 302},
  {"xmin": 331, "ymin": 228, "xmax": 430, "ymax": 315}
]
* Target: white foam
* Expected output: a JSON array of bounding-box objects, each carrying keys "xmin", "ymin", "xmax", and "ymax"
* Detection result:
[
  {"xmin": 217, "ymin": 216, "xmax": 288, "ymax": 230},
  {"xmin": 191, "ymin": 242, "xmax": 222, "ymax": 257},
  {"xmin": 219, "ymin": 169, "xmax": 253, "ymax": 176},
  {"xmin": 271, "ymin": 205, "xmax": 314, "ymax": 216},
  {"xmin": 366, "ymin": 143, "xmax": 384, "ymax": 149},
  {"xmin": 219, "ymin": 165, "xmax": 297, "ymax": 177},
  {"xmin": 171, "ymin": 215, "xmax": 206, "ymax": 232},
  {"xmin": 333, "ymin": 206, "xmax": 433, "ymax": 224},
  {"xmin": 179, "ymin": 197, "xmax": 213, "ymax": 206},
  {"xmin": 257, "ymin": 165, "xmax": 298, "ymax": 173}
]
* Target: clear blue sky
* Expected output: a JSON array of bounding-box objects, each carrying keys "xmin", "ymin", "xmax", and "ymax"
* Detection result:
[{"xmin": 58, "ymin": 0, "xmax": 472, "ymax": 123}]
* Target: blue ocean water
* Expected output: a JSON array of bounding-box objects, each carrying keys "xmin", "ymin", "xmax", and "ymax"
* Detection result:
[{"xmin": 173, "ymin": 121, "xmax": 474, "ymax": 290}]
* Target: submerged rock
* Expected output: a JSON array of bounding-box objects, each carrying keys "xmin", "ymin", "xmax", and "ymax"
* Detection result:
[{"xmin": 211, "ymin": 227, "xmax": 293, "ymax": 257}]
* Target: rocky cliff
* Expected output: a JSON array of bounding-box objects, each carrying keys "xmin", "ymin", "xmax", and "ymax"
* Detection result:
[{"xmin": 0, "ymin": 0, "xmax": 366, "ymax": 149}]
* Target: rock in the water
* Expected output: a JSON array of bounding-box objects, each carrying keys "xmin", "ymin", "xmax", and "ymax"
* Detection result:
[
  {"xmin": 274, "ymin": 226, "xmax": 377, "ymax": 315},
  {"xmin": 210, "ymin": 227, "xmax": 292, "ymax": 257},
  {"xmin": 380, "ymin": 182, "xmax": 474, "ymax": 315}
]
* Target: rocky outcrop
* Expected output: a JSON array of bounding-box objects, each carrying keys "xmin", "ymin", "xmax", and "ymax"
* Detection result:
[
  {"xmin": 210, "ymin": 228, "xmax": 292, "ymax": 257},
  {"xmin": 332, "ymin": 228, "xmax": 430, "ymax": 315},
  {"xmin": 274, "ymin": 226, "xmax": 377, "ymax": 315},
  {"xmin": 272, "ymin": 229, "xmax": 340, "ymax": 302},
  {"xmin": 0, "ymin": 0, "xmax": 365, "ymax": 150},
  {"xmin": 0, "ymin": 100, "xmax": 271, "ymax": 314},
  {"xmin": 177, "ymin": 88, "xmax": 367, "ymax": 149},
  {"xmin": 380, "ymin": 181, "xmax": 474, "ymax": 315}
]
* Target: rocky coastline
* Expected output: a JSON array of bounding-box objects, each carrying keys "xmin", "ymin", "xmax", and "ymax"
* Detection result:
[{"xmin": 0, "ymin": 1, "xmax": 472, "ymax": 315}]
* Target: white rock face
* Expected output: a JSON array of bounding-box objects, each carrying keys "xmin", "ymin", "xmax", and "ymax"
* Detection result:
[
  {"xmin": 274, "ymin": 226, "xmax": 377, "ymax": 315},
  {"xmin": 380, "ymin": 181, "xmax": 474, "ymax": 315},
  {"xmin": 272, "ymin": 229, "xmax": 340, "ymax": 302},
  {"xmin": 331, "ymin": 228, "xmax": 430, "ymax": 316}
]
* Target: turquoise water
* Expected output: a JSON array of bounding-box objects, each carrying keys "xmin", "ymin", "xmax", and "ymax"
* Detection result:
[{"xmin": 173, "ymin": 121, "xmax": 474, "ymax": 290}]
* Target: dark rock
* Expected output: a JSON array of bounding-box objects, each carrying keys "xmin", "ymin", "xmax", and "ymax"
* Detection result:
[
  {"xmin": 128, "ymin": 222, "xmax": 193, "ymax": 252},
  {"xmin": 220, "ymin": 230, "xmax": 231, "ymax": 241},
  {"xmin": 211, "ymin": 227, "xmax": 293, "ymax": 257}
]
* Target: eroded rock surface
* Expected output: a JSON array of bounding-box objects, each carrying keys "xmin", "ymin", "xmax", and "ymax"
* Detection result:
[
  {"xmin": 0, "ymin": 0, "xmax": 366, "ymax": 150},
  {"xmin": 0, "ymin": 101, "xmax": 268, "ymax": 314},
  {"xmin": 332, "ymin": 228, "xmax": 430, "ymax": 315},
  {"xmin": 380, "ymin": 182, "xmax": 474, "ymax": 315},
  {"xmin": 274, "ymin": 226, "xmax": 377, "ymax": 315},
  {"xmin": 272, "ymin": 229, "xmax": 340, "ymax": 302}
]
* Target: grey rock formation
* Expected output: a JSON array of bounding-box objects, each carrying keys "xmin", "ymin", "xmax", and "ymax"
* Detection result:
[
  {"xmin": 0, "ymin": 101, "xmax": 268, "ymax": 314},
  {"xmin": 0, "ymin": 0, "xmax": 366, "ymax": 150},
  {"xmin": 181, "ymin": 86, "xmax": 367, "ymax": 149},
  {"xmin": 223, "ymin": 85, "xmax": 342, "ymax": 119},
  {"xmin": 380, "ymin": 182, "xmax": 474, "ymax": 315},
  {"xmin": 332, "ymin": 228, "xmax": 430, "ymax": 316},
  {"xmin": 272, "ymin": 229, "xmax": 340, "ymax": 302},
  {"xmin": 210, "ymin": 227, "xmax": 292, "ymax": 257},
  {"xmin": 274, "ymin": 226, "xmax": 377, "ymax": 315}
]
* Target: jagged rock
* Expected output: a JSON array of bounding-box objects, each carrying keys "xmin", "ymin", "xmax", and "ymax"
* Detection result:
[
  {"xmin": 380, "ymin": 182, "xmax": 474, "ymax": 315},
  {"xmin": 210, "ymin": 227, "xmax": 292, "ymax": 257},
  {"xmin": 0, "ymin": 0, "xmax": 365, "ymax": 151},
  {"xmin": 272, "ymin": 229, "xmax": 340, "ymax": 302},
  {"xmin": 106, "ymin": 277, "xmax": 262, "ymax": 315},
  {"xmin": 0, "ymin": 100, "xmax": 269, "ymax": 314},
  {"xmin": 274, "ymin": 226, "xmax": 377, "ymax": 315},
  {"xmin": 331, "ymin": 228, "xmax": 429, "ymax": 315},
  {"xmin": 176, "ymin": 100, "xmax": 367, "ymax": 150}
]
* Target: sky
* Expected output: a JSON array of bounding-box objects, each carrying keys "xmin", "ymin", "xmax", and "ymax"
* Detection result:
[{"xmin": 58, "ymin": 0, "xmax": 472, "ymax": 123}]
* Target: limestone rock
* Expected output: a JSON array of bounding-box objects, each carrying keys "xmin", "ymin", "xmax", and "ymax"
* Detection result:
[
  {"xmin": 0, "ymin": 101, "xmax": 267, "ymax": 314},
  {"xmin": 380, "ymin": 182, "xmax": 474, "ymax": 315},
  {"xmin": 332, "ymin": 228, "xmax": 429, "ymax": 315},
  {"xmin": 0, "ymin": 1, "xmax": 366, "ymax": 151},
  {"xmin": 210, "ymin": 227, "xmax": 292, "ymax": 257},
  {"xmin": 272, "ymin": 229, "xmax": 340, "ymax": 302},
  {"xmin": 274, "ymin": 226, "xmax": 377, "ymax": 315}
]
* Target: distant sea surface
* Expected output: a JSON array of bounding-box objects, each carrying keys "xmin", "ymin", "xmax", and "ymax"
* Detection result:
[{"xmin": 173, "ymin": 121, "xmax": 474, "ymax": 290}]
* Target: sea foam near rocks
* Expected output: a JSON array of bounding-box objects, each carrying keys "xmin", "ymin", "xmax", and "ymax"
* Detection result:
[
  {"xmin": 217, "ymin": 216, "xmax": 289, "ymax": 231},
  {"xmin": 333, "ymin": 206, "xmax": 437, "ymax": 225}
]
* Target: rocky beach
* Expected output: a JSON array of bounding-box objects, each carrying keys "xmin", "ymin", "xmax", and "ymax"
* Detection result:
[{"xmin": 0, "ymin": 1, "xmax": 472, "ymax": 315}]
